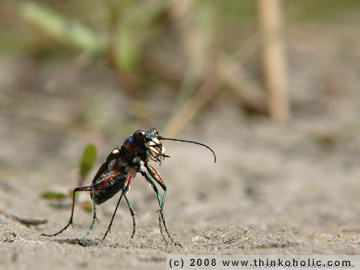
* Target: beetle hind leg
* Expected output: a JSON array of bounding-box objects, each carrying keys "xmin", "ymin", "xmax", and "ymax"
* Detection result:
[
  {"xmin": 80, "ymin": 188, "xmax": 99, "ymax": 240},
  {"xmin": 41, "ymin": 185, "xmax": 92, "ymax": 238}
]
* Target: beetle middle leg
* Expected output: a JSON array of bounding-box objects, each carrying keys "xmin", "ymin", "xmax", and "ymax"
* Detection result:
[
  {"xmin": 102, "ymin": 167, "xmax": 136, "ymax": 241},
  {"xmin": 123, "ymin": 192, "xmax": 136, "ymax": 240},
  {"xmin": 102, "ymin": 192, "xmax": 123, "ymax": 240},
  {"xmin": 101, "ymin": 191, "xmax": 137, "ymax": 242}
]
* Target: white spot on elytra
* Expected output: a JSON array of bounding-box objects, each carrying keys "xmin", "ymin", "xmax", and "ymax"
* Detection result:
[{"xmin": 112, "ymin": 149, "xmax": 119, "ymax": 154}]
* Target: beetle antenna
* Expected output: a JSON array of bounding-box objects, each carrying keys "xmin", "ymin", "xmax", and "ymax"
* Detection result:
[{"xmin": 158, "ymin": 137, "xmax": 216, "ymax": 163}]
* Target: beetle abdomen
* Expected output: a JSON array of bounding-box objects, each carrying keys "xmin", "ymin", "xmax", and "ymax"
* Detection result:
[
  {"xmin": 91, "ymin": 172, "xmax": 126, "ymax": 205},
  {"xmin": 92, "ymin": 180, "xmax": 123, "ymax": 205}
]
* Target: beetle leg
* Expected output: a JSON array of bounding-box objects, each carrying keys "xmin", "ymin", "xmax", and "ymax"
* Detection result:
[
  {"xmin": 41, "ymin": 185, "xmax": 93, "ymax": 238},
  {"xmin": 102, "ymin": 167, "xmax": 135, "ymax": 241},
  {"xmin": 80, "ymin": 188, "xmax": 98, "ymax": 240},
  {"xmin": 102, "ymin": 193, "xmax": 123, "ymax": 240},
  {"xmin": 141, "ymin": 163, "xmax": 181, "ymax": 246},
  {"xmin": 122, "ymin": 167, "xmax": 134, "ymax": 192},
  {"xmin": 123, "ymin": 192, "xmax": 136, "ymax": 240}
]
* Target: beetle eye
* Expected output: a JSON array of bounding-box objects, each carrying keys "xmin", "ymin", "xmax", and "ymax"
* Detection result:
[
  {"xmin": 133, "ymin": 129, "xmax": 146, "ymax": 141},
  {"xmin": 151, "ymin": 128, "xmax": 159, "ymax": 135}
]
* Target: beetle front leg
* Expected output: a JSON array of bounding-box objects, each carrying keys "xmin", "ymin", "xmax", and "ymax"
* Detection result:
[
  {"xmin": 142, "ymin": 163, "xmax": 181, "ymax": 246},
  {"xmin": 144, "ymin": 163, "xmax": 167, "ymax": 209}
]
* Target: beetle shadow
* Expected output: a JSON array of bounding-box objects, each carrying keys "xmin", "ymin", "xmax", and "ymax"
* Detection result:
[{"xmin": 52, "ymin": 238, "xmax": 100, "ymax": 247}]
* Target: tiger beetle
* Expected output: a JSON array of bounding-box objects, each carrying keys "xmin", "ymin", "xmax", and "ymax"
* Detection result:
[{"xmin": 41, "ymin": 128, "xmax": 216, "ymax": 245}]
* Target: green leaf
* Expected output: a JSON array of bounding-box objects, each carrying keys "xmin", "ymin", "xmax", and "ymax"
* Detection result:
[
  {"xmin": 40, "ymin": 191, "xmax": 67, "ymax": 200},
  {"xmin": 79, "ymin": 143, "xmax": 97, "ymax": 180},
  {"xmin": 123, "ymin": 0, "xmax": 170, "ymax": 28},
  {"xmin": 18, "ymin": 2, "xmax": 104, "ymax": 53},
  {"xmin": 114, "ymin": 25, "xmax": 139, "ymax": 72},
  {"xmin": 113, "ymin": 0, "xmax": 170, "ymax": 72}
]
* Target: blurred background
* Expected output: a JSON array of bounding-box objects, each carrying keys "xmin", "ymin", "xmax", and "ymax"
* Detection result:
[{"xmin": 1, "ymin": 0, "xmax": 360, "ymax": 246}]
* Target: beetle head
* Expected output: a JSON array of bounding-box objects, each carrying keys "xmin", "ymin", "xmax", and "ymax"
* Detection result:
[{"xmin": 132, "ymin": 128, "xmax": 167, "ymax": 162}]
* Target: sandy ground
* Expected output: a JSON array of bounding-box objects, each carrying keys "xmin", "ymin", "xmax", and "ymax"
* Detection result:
[{"xmin": 1, "ymin": 24, "xmax": 360, "ymax": 269}]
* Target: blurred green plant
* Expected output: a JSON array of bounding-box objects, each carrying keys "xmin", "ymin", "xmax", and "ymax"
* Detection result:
[
  {"xmin": 16, "ymin": 0, "xmax": 170, "ymax": 96},
  {"xmin": 7, "ymin": 0, "xmax": 268, "ymax": 135},
  {"xmin": 79, "ymin": 143, "xmax": 97, "ymax": 185},
  {"xmin": 11, "ymin": 0, "xmax": 222, "ymax": 135},
  {"xmin": 40, "ymin": 191, "xmax": 67, "ymax": 201},
  {"xmin": 40, "ymin": 143, "xmax": 97, "ymax": 213},
  {"xmin": 3, "ymin": 0, "xmax": 360, "ymax": 135},
  {"xmin": 19, "ymin": 2, "xmax": 104, "ymax": 54}
]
